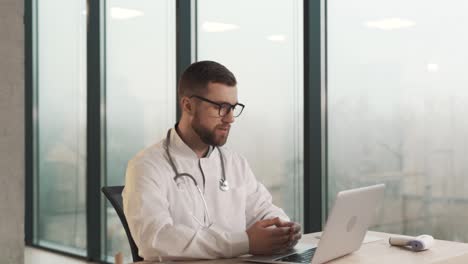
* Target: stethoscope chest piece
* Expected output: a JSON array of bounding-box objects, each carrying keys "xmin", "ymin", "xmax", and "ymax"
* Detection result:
[{"xmin": 219, "ymin": 179, "xmax": 229, "ymax": 192}]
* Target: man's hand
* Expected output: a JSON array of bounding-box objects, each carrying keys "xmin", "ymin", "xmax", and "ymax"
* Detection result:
[
  {"xmin": 274, "ymin": 219, "xmax": 302, "ymax": 250},
  {"xmin": 246, "ymin": 217, "xmax": 292, "ymax": 255}
]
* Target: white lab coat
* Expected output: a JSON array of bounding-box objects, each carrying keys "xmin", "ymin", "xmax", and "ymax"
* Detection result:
[{"xmin": 122, "ymin": 128, "xmax": 289, "ymax": 261}]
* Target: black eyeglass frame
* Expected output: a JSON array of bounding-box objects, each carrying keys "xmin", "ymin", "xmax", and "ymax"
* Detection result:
[{"xmin": 189, "ymin": 95, "xmax": 245, "ymax": 117}]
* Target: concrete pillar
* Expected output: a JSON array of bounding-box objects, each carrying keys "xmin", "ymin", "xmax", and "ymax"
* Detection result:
[{"xmin": 0, "ymin": 0, "xmax": 25, "ymax": 263}]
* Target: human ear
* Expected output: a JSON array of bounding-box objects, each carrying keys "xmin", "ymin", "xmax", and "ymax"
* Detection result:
[{"xmin": 181, "ymin": 96, "xmax": 194, "ymax": 115}]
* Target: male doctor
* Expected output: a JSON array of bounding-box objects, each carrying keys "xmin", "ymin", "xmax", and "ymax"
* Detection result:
[{"xmin": 123, "ymin": 61, "xmax": 302, "ymax": 261}]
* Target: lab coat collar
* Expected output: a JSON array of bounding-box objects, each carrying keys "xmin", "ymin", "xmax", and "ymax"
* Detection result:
[{"xmin": 169, "ymin": 128, "xmax": 217, "ymax": 160}]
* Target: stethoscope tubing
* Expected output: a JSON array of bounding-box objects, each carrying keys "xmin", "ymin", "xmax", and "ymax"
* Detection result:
[
  {"xmin": 165, "ymin": 129, "xmax": 228, "ymax": 190},
  {"xmin": 164, "ymin": 128, "xmax": 229, "ymax": 227}
]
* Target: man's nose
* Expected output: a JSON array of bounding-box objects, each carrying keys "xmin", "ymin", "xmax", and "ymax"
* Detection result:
[{"xmin": 222, "ymin": 109, "xmax": 235, "ymax": 123}]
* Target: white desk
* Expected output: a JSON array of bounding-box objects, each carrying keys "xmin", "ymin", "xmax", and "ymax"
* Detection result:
[{"xmin": 134, "ymin": 231, "xmax": 468, "ymax": 263}]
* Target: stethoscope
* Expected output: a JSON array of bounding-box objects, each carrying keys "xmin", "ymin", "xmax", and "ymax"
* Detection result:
[{"xmin": 165, "ymin": 129, "xmax": 230, "ymax": 227}]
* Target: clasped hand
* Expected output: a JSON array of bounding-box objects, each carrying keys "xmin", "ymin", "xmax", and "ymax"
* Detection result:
[{"xmin": 246, "ymin": 217, "xmax": 302, "ymax": 255}]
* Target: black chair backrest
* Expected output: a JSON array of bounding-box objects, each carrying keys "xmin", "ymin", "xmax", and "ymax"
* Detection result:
[{"xmin": 101, "ymin": 186, "xmax": 143, "ymax": 262}]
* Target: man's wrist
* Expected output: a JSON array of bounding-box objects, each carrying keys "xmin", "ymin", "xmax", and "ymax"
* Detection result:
[{"xmin": 229, "ymin": 231, "xmax": 250, "ymax": 257}]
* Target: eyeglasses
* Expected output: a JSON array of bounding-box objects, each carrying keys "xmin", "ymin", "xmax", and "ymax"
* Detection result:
[{"xmin": 190, "ymin": 95, "xmax": 245, "ymax": 117}]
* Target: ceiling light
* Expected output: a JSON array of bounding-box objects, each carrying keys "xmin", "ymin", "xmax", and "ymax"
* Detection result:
[
  {"xmin": 427, "ymin": 63, "xmax": 439, "ymax": 72},
  {"xmin": 202, "ymin": 21, "xmax": 239, "ymax": 32},
  {"xmin": 267, "ymin": 35, "xmax": 286, "ymax": 42},
  {"xmin": 111, "ymin": 7, "xmax": 144, "ymax": 20},
  {"xmin": 365, "ymin": 18, "xmax": 415, "ymax": 30}
]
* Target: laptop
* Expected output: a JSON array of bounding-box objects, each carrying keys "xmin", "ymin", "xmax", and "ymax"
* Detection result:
[{"xmin": 246, "ymin": 184, "xmax": 385, "ymax": 264}]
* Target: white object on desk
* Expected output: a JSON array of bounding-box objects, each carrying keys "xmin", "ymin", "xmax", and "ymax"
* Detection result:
[{"xmin": 389, "ymin": 234, "xmax": 434, "ymax": 251}]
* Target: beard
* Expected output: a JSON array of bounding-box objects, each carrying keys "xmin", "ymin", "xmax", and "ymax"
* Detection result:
[{"xmin": 192, "ymin": 115, "xmax": 229, "ymax": 146}]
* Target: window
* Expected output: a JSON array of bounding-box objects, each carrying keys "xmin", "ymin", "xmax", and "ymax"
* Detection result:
[
  {"xmin": 197, "ymin": 0, "xmax": 304, "ymax": 223},
  {"xmin": 103, "ymin": 0, "xmax": 176, "ymax": 261},
  {"xmin": 328, "ymin": 0, "xmax": 468, "ymax": 241},
  {"xmin": 35, "ymin": 0, "xmax": 87, "ymax": 255}
]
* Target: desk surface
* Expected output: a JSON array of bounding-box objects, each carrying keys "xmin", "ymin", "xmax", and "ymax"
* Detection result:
[{"xmin": 135, "ymin": 231, "xmax": 468, "ymax": 264}]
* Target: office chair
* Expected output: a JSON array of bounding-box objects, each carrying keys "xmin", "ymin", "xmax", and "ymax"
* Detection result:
[{"xmin": 101, "ymin": 186, "xmax": 143, "ymax": 262}]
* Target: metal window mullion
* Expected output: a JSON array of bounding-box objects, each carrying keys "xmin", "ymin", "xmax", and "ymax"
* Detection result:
[
  {"xmin": 303, "ymin": 0, "xmax": 326, "ymax": 233},
  {"xmin": 25, "ymin": 0, "xmax": 34, "ymax": 245},
  {"xmin": 176, "ymin": 0, "xmax": 193, "ymax": 120},
  {"xmin": 86, "ymin": 0, "xmax": 102, "ymax": 261}
]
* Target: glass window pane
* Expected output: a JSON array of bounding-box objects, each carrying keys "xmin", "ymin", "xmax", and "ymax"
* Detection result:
[
  {"xmin": 104, "ymin": 0, "xmax": 176, "ymax": 261},
  {"xmin": 36, "ymin": 0, "xmax": 87, "ymax": 255},
  {"xmin": 197, "ymin": 0, "xmax": 304, "ymax": 223},
  {"xmin": 328, "ymin": 0, "xmax": 468, "ymax": 241}
]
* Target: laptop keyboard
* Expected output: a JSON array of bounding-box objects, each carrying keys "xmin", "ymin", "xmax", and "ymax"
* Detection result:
[{"xmin": 277, "ymin": 247, "xmax": 317, "ymax": 263}]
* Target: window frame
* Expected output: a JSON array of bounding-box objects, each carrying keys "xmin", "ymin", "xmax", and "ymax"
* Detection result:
[{"xmin": 303, "ymin": 0, "xmax": 327, "ymax": 233}]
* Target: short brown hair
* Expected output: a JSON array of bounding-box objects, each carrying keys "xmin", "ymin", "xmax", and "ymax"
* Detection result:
[{"xmin": 178, "ymin": 61, "xmax": 237, "ymax": 99}]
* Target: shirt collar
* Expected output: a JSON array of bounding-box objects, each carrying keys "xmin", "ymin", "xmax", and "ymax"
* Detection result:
[{"xmin": 168, "ymin": 128, "xmax": 217, "ymax": 160}]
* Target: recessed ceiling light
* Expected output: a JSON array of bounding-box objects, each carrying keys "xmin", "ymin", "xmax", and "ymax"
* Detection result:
[
  {"xmin": 267, "ymin": 35, "xmax": 286, "ymax": 42},
  {"xmin": 111, "ymin": 7, "xmax": 144, "ymax": 20},
  {"xmin": 365, "ymin": 18, "xmax": 415, "ymax": 30},
  {"xmin": 202, "ymin": 21, "xmax": 239, "ymax": 32}
]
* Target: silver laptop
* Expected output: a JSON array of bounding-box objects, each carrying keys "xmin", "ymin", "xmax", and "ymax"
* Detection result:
[{"xmin": 246, "ymin": 184, "xmax": 385, "ymax": 264}]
